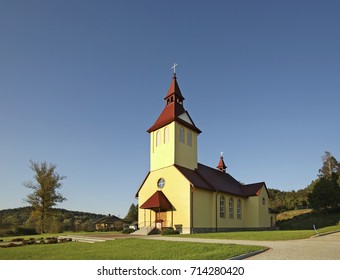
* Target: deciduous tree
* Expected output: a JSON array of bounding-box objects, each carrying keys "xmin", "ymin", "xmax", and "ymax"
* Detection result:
[
  {"xmin": 319, "ymin": 151, "xmax": 340, "ymax": 178},
  {"xmin": 24, "ymin": 161, "xmax": 66, "ymax": 233}
]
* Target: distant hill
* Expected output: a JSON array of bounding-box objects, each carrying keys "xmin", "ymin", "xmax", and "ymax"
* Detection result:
[{"xmin": 0, "ymin": 207, "xmax": 105, "ymax": 236}]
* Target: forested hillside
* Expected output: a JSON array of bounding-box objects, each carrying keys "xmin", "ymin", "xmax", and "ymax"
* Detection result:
[
  {"xmin": 268, "ymin": 187, "xmax": 310, "ymax": 212},
  {"xmin": 0, "ymin": 207, "xmax": 104, "ymax": 236}
]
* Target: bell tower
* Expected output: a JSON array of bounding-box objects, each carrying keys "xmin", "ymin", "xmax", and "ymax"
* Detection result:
[{"xmin": 147, "ymin": 71, "xmax": 201, "ymax": 171}]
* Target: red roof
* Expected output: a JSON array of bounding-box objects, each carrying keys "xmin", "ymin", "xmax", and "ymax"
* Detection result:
[
  {"xmin": 136, "ymin": 163, "xmax": 267, "ymax": 198},
  {"xmin": 241, "ymin": 182, "xmax": 267, "ymax": 197},
  {"xmin": 165, "ymin": 74, "xmax": 185, "ymax": 101},
  {"xmin": 140, "ymin": 190, "xmax": 173, "ymax": 211},
  {"xmin": 175, "ymin": 164, "xmax": 266, "ymax": 197},
  {"xmin": 216, "ymin": 156, "xmax": 227, "ymax": 171},
  {"xmin": 147, "ymin": 75, "xmax": 201, "ymax": 133}
]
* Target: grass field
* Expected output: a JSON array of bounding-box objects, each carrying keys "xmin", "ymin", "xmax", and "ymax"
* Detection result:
[
  {"xmin": 1, "ymin": 209, "xmax": 339, "ymax": 260},
  {"xmin": 0, "ymin": 238, "xmax": 264, "ymax": 260},
  {"xmin": 176, "ymin": 224, "xmax": 340, "ymax": 241}
]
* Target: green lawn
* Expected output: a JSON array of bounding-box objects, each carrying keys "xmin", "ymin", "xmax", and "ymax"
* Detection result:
[
  {"xmin": 0, "ymin": 238, "xmax": 264, "ymax": 260},
  {"xmin": 176, "ymin": 225, "xmax": 340, "ymax": 241}
]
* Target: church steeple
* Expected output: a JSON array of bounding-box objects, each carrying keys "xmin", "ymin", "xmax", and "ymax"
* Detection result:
[{"xmin": 148, "ymin": 70, "xmax": 201, "ymax": 171}]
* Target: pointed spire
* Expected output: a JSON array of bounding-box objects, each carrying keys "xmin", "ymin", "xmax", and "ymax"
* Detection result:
[
  {"xmin": 217, "ymin": 152, "xmax": 227, "ymax": 173},
  {"xmin": 147, "ymin": 71, "xmax": 201, "ymax": 134},
  {"xmin": 164, "ymin": 73, "xmax": 185, "ymax": 104}
]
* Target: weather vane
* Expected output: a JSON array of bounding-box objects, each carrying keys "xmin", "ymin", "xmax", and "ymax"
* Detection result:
[{"xmin": 171, "ymin": 62, "xmax": 178, "ymax": 74}]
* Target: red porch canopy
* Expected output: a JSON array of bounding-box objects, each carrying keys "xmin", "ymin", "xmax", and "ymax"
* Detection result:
[{"xmin": 140, "ymin": 191, "xmax": 173, "ymax": 211}]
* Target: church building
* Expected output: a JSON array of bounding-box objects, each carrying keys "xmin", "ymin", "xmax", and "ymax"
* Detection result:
[{"xmin": 135, "ymin": 71, "xmax": 274, "ymax": 234}]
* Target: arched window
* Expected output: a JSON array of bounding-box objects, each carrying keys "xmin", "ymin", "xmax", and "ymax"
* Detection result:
[
  {"xmin": 179, "ymin": 127, "xmax": 185, "ymax": 143},
  {"xmin": 229, "ymin": 198, "xmax": 234, "ymax": 219},
  {"xmin": 187, "ymin": 130, "xmax": 192, "ymax": 146},
  {"xmin": 220, "ymin": 196, "xmax": 225, "ymax": 218},
  {"xmin": 164, "ymin": 127, "xmax": 169, "ymax": 144},
  {"xmin": 156, "ymin": 131, "xmax": 161, "ymax": 147},
  {"xmin": 237, "ymin": 199, "xmax": 242, "ymax": 219}
]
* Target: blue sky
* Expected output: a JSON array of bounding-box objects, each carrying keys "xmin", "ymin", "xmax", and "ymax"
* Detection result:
[{"xmin": 1, "ymin": 0, "xmax": 339, "ymax": 217}]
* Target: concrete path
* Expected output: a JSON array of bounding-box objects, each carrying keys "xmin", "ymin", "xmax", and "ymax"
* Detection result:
[{"xmin": 144, "ymin": 232, "xmax": 340, "ymax": 260}]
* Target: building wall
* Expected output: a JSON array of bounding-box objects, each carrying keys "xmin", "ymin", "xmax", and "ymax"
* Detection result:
[
  {"xmin": 258, "ymin": 188, "xmax": 271, "ymax": 227},
  {"xmin": 150, "ymin": 123, "xmax": 175, "ymax": 171},
  {"xmin": 192, "ymin": 188, "xmax": 215, "ymax": 229},
  {"xmin": 243, "ymin": 187, "xmax": 271, "ymax": 228},
  {"xmin": 174, "ymin": 122, "xmax": 198, "ymax": 170},
  {"xmin": 216, "ymin": 193, "xmax": 246, "ymax": 229},
  {"xmin": 150, "ymin": 123, "xmax": 198, "ymax": 171},
  {"xmin": 137, "ymin": 166, "xmax": 192, "ymax": 233}
]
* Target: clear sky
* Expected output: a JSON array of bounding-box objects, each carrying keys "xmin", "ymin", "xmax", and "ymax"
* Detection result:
[{"xmin": 1, "ymin": 0, "xmax": 339, "ymax": 217}]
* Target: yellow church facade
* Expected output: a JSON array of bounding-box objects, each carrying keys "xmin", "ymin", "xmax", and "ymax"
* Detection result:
[{"xmin": 136, "ymin": 73, "xmax": 274, "ymax": 234}]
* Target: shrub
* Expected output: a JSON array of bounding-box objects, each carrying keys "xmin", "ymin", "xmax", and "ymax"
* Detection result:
[
  {"xmin": 11, "ymin": 238, "xmax": 25, "ymax": 242},
  {"xmin": 14, "ymin": 227, "xmax": 36, "ymax": 236},
  {"xmin": 161, "ymin": 229, "xmax": 180, "ymax": 235},
  {"xmin": 58, "ymin": 238, "xmax": 72, "ymax": 243},
  {"xmin": 45, "ymin": 237, "xmax": 58, "ymax": 244},
  {"xmin": 122, "ymin": 228, "xmax": 135, "ymax": 234},
  {"xmin": 23, "ymin": 239, "xmax": 36, "ymax": 245}
]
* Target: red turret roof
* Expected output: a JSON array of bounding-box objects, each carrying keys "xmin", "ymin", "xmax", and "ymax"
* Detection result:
[
  {"xmin": 164, "ymin": 74, "xmax": 185, "ymax": 101},
  {"xmin": 147, "ymin": 75, "xmax": 201, "ymax": 133},
  {"xmin": 217, "ymin": 155, "xmax": 227, "ymax": 172}
]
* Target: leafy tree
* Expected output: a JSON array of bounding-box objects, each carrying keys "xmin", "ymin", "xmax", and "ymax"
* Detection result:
[
  {"xmin": 308, "ymin": 173, "xmax": 340, "ymax": 212},
  {"xmin": 124, "ymin": 203, "xmax": 138, "ymax": 223},
  {"xmin": 24, "ymin": 161, "xmax": 66, "ymax": 233},
  {"xmin": 319, "ymin": 151, "xmax": 340, "ymax": 178},
  {"xmin": 308, "ymin": 152, "xmax": 340, "ymax": 213}
]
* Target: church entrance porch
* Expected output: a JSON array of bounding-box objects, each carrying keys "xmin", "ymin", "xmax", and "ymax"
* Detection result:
[{"xmin": 139, "ymin": 190, "xmax": 174, "ymax": 233}]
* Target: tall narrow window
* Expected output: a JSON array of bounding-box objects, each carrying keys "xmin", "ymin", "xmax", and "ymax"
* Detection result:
[
  {"xmin": 187, "ymin": 130, "xmax": 192, "ymax": 146},
  {"xmin": 220, "ymin": 196, "xmax": 225, "ymax": 218},
  {"xmin": 156, "ymin": 131, "xmax": 161, "ymax": 147},
  {"xmin": 164, "ymin": 127, "xmax": 169, "ymax": 144},
  {"xmin": 237, "ymin": 199, "xmax": 242, "ymax": 219},
  {"xmin": 229, "ymin": 198, "xmax": 234, "ymax": 219},
  {"xmin": 179, "ymin": 127, "xmax": 185, "ymax": 143}
]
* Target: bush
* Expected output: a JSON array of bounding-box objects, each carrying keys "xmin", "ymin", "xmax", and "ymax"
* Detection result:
[
  {"xmin": 161, "ymin": 229, "xmax": 180, "ymax": 235},
  {"xmin": 11, "ymin": 238, "xmax": 25, "ymax": 242},
  {"xmin": 122, "ymin": 228, "xmax": 135, "ymax": 234},
  {"xmin": 45, "ymin": 237, "xmax": 58, "ymax": 244},
  {"xmin": 58, "ymin": 238, "xmax": 72, "ymax": 243},
  {"xmin": 14, "ymin": 227, "xmax": 36, "ymax": 236}
]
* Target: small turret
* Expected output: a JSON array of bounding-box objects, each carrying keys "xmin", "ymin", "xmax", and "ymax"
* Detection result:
[{"xmin": 217, "ymin": 152, "xmax": 227, "ymax": 173}]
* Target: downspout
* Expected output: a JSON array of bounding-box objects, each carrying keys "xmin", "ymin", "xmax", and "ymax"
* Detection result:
[
  {"xmin": 215, "ymin": 191, "xmax": 219, "ymax": 232},
  {"xmin": 190, "ymin": 183, "xmax": 195, "ymax": 234}
]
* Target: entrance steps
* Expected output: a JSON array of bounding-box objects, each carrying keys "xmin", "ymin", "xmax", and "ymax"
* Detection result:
[{"xmin": 131, "ymin": 227, "xmax": 160, "ymax": 235}]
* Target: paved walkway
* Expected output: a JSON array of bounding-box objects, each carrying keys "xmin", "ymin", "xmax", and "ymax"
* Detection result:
[{"xmin": 144, "ymin": 232, "xmax": 340, "ymax": 260}]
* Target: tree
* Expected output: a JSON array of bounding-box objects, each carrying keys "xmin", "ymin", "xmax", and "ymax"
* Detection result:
[
  {"xmin": 308, "ymin": 152, "xmax": 340, "ymax": 213},
  {"xmin": 319, "ymin": 151, "xmax": 340, "ymax": 178},
  {"xmin": 24, "ymin": 161, "xmax": 66, "ymax": 233},
  {"xmin": 124, "ymin": 203, "xmax": 138, "ymax": 223},
  {"xmin": 308, "ymin": 173, "xmax": 340, "ymax": 212}
]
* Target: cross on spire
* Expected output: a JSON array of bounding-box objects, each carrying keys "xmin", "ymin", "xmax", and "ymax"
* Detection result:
[{"xmin": 171, "ymin": 63, "xmax": 178, "ymax": 75}]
